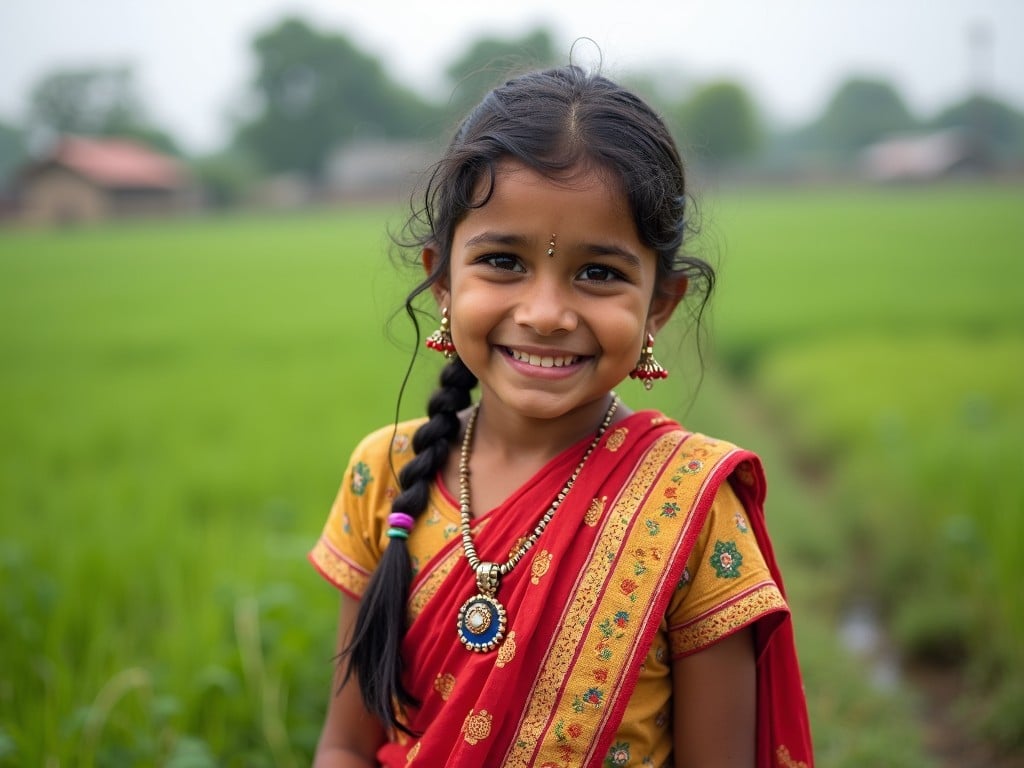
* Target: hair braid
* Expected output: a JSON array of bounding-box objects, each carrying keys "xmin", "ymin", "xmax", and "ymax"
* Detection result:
[{"xmin": 341, "ymin": 357, "xmax": 477, "ymax": 734}]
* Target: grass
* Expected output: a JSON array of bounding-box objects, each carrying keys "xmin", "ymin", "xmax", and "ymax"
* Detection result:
[
  {"xmin": 1, "ymin": 184, "xmax": 1021, "ymax": 764},
  {"xmin": 704, "ymin": 184, "xmax": 1024, "ymax": 369},
  {"xmin": 0, "ymin": 210, "xmax": 422, "ymax": 765},
  {"xmin": 705, "ymin": 183, "xmax": 1024, "ymax": 756}
]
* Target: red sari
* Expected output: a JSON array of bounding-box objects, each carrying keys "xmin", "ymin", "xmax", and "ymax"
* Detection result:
[{"xmin": 312, "ymin": 411, "xmax": 814, "ymax": 767}]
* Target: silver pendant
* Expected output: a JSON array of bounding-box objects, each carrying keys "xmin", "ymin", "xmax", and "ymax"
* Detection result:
[
  {"xmin": 457, "ymin": 593, "xmax": 507, "ymax": 652},
  {"xmin": 457, "ymin": 562, "xmax": 507, "ymax": 652}
]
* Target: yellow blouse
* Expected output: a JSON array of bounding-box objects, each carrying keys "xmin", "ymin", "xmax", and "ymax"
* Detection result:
[{"xmin": 311, "ymin": 420, "xmax": 787, "ymax": 767}]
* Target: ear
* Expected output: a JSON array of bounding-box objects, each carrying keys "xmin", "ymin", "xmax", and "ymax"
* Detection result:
[
  {"xmin": 646, "ymin": 275, "xmax": 688, "ymax": 336},
  {"xmin": 421, "ymin": 245, "xmax": 450, "ymax": 307}
]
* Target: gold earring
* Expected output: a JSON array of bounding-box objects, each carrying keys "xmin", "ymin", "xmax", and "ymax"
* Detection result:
[
  {"xmin": 629, "ymin": 333, "xmax": 668, "ymax": 390},
  {"xmin": 425, "ymin": 307, "xmax": 457, "ymax": 359}
]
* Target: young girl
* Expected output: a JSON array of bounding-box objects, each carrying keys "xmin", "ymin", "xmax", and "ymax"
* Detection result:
[{"xmin": 309, "ymin": 65, "xmax": 813, "ymax": 768}]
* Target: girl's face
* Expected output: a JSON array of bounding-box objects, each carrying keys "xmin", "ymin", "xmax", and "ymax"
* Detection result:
[{"xmin": 427, "ymin": 159, "xmax": 682, "ymax": 426}]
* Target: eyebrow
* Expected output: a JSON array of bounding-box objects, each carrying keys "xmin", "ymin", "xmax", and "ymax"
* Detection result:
[
  {"xmin": 462, "ymin": 231, "xmax": 530, "ymax": 249},
  {"xmin": 463, "ymin": 231, "xmax": 643, "ymax": 268},
  {"xmin": 581, "ymin": 243, "xmax": 642, "ymax": 269}
]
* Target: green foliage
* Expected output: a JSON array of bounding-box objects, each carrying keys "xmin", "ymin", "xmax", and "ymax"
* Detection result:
[
  {"xmin": 236, "ymin": 17, "xmax": 440, "ymax": 178},
  {"xmin": 189, "ymin": 149, "xmax": 262, "ymax": 208},
  {"xmin": 443, "ymin": 27, "xmax": 558, "ymax": 122},
  {"xmin": 26, "ymin": 65, "xmax": 180, "ymax": 154},
  {"xmin": 0, "ymin": 120, "xmax": 27, "ymax": 185},
  {"xmin": 930, "ymin": 94, "xmax": 1024, "ymax": 159},
  {"xmin": 674, "ymin": 81, "xmax": 761, "ymax": 167},
  {"xmin": 801, "ymin": 77, "xmax": 918, "ymax": 157}
]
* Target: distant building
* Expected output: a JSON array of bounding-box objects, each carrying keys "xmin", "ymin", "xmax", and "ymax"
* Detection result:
[
  {"xmin": 860, "ymin": 129, "xmax": 989, "ymax": 182},
  {"xmin": 324, "ymin": 139, "xmax": 436, "ymax": 202},
  {"xmin": 13, "ymin": 135, "xmax": 195, "ymax": 226}
]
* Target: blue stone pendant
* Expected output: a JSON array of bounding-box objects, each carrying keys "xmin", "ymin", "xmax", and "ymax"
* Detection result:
[{"xmin": 457, "ymin": 593, "xmax": 507, "ymax": 652}]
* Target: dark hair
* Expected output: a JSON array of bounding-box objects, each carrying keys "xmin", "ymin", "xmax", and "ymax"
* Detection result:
[{"xmin": 341, "ymin": 64, "xmax": 714, "ymax": 733}]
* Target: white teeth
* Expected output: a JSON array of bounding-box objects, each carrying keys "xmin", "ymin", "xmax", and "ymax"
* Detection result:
[{"xmin": 510, "ymin": 349, "xmax": 578, "ymax": 368}]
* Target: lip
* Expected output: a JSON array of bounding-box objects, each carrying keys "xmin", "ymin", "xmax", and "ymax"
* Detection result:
[{"xmin": 499, "ymin": 345, "xmax": 592, "ymax": 378}]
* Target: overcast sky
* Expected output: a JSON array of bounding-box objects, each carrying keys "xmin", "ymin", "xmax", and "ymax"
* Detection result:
[{"xmin": 2, "ymin": 0, "xmax": 1023, "ymax": 153}]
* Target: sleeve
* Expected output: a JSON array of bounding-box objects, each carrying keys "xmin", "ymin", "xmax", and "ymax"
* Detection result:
[
  {"xmin": 308, "ymin": 422, "xmax": 420, "ymax": 599},
  {"xmin": 666, "ymin": 479, "xmax": 788, "ymax": 658}
]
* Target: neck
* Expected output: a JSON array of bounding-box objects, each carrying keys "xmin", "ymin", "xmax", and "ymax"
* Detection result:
[{"xmin": 470, "ymin": 392, "xmax": 621, "ymax": 465}]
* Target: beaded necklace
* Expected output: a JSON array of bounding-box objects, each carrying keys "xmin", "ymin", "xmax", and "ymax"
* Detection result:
[{"xmin": 455, "ymin": 394, "xmax": 619, "ymax": 652}]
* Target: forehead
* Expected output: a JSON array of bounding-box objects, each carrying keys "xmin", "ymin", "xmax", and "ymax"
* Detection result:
[{"xmin": 459, "ymin": 159, "xmax": 637, "ymax": 236}]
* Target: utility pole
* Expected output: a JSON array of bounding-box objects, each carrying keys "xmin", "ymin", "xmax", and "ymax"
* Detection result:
[{"xmin": 966, "ymin": 20, "xmax": 993, "ymax": 165}]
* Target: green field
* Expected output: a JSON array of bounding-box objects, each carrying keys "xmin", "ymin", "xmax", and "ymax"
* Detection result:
[{"xmin": 1, "ymin": 185, "xmax": 1021, "ymax": 766}]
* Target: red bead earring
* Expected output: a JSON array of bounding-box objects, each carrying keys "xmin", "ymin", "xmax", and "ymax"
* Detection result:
[
  {"xmin": 629, "ymin": 333, "xmax": 668, "ymax": 390},
  {"xmin": 425, "ymin": 307, "xmax": 457, "ymax": 359}
]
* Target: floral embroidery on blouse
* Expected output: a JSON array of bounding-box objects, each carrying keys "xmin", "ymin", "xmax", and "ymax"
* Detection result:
[
  {"xmin": 605, "ymin": 741, "xmax": 630, "ymax": 766},
  {"xmin": 678, "ymin": 564, "xmax": 692, "ymax": 588},
  {"xmin": 350, "ymin": 461, "xmax": 373, "ymax": 496},
  {"xmin": 710, "ymin": 539, "xmax": 743, "ymax": 579},
  {"xmin": 734, "ymin": 511, "xmax": 749, "ymax": 533}
]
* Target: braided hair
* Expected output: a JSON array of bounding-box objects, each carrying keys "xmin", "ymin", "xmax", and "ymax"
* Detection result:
[
  {"xmin": 340, "ymin": 356, "xmax": 475, "ymax": 733},
  {"xmin": 341, "ymin": 64, "xmax": 714, "ymax": 733}
]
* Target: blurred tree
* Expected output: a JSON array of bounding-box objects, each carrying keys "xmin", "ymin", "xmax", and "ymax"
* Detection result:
[
  {"xmin": 674, "ymin": 81, "xmax": 761, "ymax": 168},
  {"xmin": 236, "ymin": 16, "xmax": 438, "ymax": 179},
  {"xmin": 27, "ymin": 65, "xmax": 180, "ymax": 154},
  {"xmin": 930, "ymin": 94, "xmax": 1024, "ymax": 160},
  {"xmin": 804, "ymin": 77, "xmax": 917, "ymax": 155},
  {"xmin": 190, "ymin": 148, "xmax": 261, "ymax": 209},
  {"xmin": 444, "ymin": 27, "xmax": 558, "ymax": 121},
  {"xmin": 0, "ymin": 120, "xmax": 28, "ymax": 185}
]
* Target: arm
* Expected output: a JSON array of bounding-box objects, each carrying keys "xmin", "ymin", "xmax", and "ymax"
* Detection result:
[
  {"xmin": 672, "ymin": 626, "xmax": 756, "ymax": 768},
  {"xmin": 312, "ymin": 593, "xmax": 387, "ymax": 768}
]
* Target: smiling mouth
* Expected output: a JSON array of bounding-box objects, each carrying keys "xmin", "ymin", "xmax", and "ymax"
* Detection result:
[{"xmin": 505, "ymin": 347, "xmax": 584, "ymax": 368}]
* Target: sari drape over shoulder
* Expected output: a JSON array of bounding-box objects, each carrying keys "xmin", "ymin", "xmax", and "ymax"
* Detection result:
[{"xmin": 311, "ymin": 411, "xmax": 814, "ymax": 767}]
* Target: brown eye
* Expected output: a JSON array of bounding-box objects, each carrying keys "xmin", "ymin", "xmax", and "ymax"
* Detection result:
[
  {"xmin": 578, "ymin": 264, "xmax": 620, "ymax": 282},
  {"xmin": 482, "ymin": 254, "xmax": 524, "ymax": 272}
]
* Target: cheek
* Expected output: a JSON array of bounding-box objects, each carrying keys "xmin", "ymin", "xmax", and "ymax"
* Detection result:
[
  {"xmin": 448, "ymin": 291, "xmax": 501, "ymax": 343},
  {"xmin": 597, "ymin": 303, "xmax": 648, "ymax": 355}
]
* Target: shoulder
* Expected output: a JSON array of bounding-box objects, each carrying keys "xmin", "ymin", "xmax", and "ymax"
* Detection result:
[
  {"xmin": 338, "ymin": 418, "xmax": 428, "ymax": 502},
  {"xmin": 626, "ymin": 412, "xmax": 746, "ymax": 458},
  {"xmin": 678, "ymin": 430, "xmax": 761, "ymax": 479},
  {"xmin": 347, "ymin": 418, "xmax": 428, "ymax": 469},
  {"xmin": 655, "ymin": 428, "xmax": 766, "ymax": 510},
  {"xmin": 678, "ymin": 430, "xmax": 740, "ymax": 455}
]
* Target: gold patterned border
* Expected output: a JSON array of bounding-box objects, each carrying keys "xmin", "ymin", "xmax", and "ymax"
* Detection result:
[
  {"xmin": 408, "ymin": 543, "xmax": 464, "ymax": 618},
  {"xmin": 309, "ymin": 537, "xmax": 371, "ymax": 598},
  {"xmin": 503, "ymin": 431, "xmax": 692, "ymax": 767},
  {"xmin": 668, "ymin": 581, "xmax": 787, "ymax": 657},
  {"xmin": 408, "ymin": 513, "xmax": 490, "ymax": 619}
]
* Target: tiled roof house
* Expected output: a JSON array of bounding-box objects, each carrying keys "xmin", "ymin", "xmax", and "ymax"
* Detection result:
[{"xmin": 15, "ymin": 135, "xmax": 194, "ymax": 225}]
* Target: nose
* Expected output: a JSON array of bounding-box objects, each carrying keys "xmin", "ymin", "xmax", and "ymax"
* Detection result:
[{"xmin": 513, "ymin": 275, "xmax": 578, "ymax": 335}]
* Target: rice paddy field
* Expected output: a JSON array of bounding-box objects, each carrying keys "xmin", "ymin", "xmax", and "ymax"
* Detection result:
[{"xmin": 1, "ymin": 183, "xmax": 1022, "ymax": 766}]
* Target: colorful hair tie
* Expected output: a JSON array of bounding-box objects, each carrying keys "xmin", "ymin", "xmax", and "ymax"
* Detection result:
[
  {"xmin": 388, "ymin": 512, "xmax": 415, "ymax": 531},
  {"xmin": 386, "ymin": 527, "xmax": 409, "ymax": 540}
]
